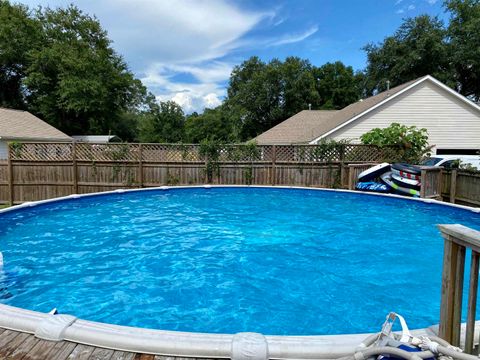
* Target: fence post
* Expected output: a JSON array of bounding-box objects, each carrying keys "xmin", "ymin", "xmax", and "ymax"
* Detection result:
[
  {"xmin": 348, "ymin": 165, "xmax": 356, "ymax": 190},
  {"xmin": 450, "ymin": 170, "xmax": 457, "ymax": 204},
  {"xmin": 7, "ymin": 142, "xmax": 13, "ymax": 205},
  {"xmin": 420, "ymin": 169, "xmax": 427, "ymax": 198},
  {"xmin": 271, "ymin": 145, "xmax": 276, "ymax": 186},
  {"xmin": 138, "ymin": 143, "xmax": 144, "ymax": 188},
  {"xmin": 72, "ymin": 141, "xmax": 78, "ymax": 194},
  {"xmin": 437, "ymin": 169, "xmax": 443, "ymax": 201}
]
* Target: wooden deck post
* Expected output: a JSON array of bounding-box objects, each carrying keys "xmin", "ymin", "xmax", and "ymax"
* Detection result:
[
  {"xmin": 7, "ymin": 143, "xmax": 13, "ymax": 206},
  {"xmin": 450, "ymin": 170, "xmax": 457, "ymax": 204},
  {"xmin": 438, "ymin": 224, "xmax": 480, "ymax": 348},
  {"xmin": 72, "ymin": 141, "xmax": 78, "ymax": 194},
  {"xmin": 438, "ymin": 231, "xmax": 465, "ymax": 346},
  {"xmin": 465, "ymin": 251, "xmax": 479, "ymax": 354}
]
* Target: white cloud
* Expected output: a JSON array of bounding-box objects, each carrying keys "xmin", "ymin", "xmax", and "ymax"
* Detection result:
[
  {"xmin": 395, "ymin": 2, "xmax": 416, "ymax": 14},
  {"xmin": 77, "ymin": 0, "xmax": 270, "ymax": 67},
  {"xmin": 426, "ymin": 0, "xmax": 439, "ymax": 4},
  {"xmin": 143, "ymin": 62, "xmax": 229, "ymax": 113},
  {"xmin": 269, "ymin": 26, "xmax": 318, "ymax": 46}
]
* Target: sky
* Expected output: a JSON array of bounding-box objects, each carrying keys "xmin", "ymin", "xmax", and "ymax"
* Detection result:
[{"xmin": 17, "ymin": 0, "xmax": 447, "ymax": 114}]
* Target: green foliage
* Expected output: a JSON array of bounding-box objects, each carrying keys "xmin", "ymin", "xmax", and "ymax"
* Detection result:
[
  {"xmin": 24, "ymin": 5, "xmax": 147, "ymax": 135},
  {"xmin": 138, "ymin": 101, "xmax": 185, "ymax": 143},
  {"xmin": 184, "ymin": 106, "xmax": 237, "ymax": 143},
  {"xmin": 313, "ymin": 62, "xmax": 364, "ymax": 109},
  {"xmin": 0, "ymin": 1, "xmax": 41, "ymax": 108},
  {"xmin": 360, "ymin": 123, "xmax": 431, "ymax": 163},
  {"xmin": 0, "ymin": 2, "xmax": 147, "ymax": 138},
  {"xmin": 363, "ymin": 15, "xmax": 452, "ymax": 95},
  {"xmin": 226, "ymin": 56, "xmax": 322, "ymax": 140},
  {"xmin": 199, "ymin": 139, "xmax": 222, "ymax": 182},
  {"xmin": 446, "ymin": 0, "xmax": 480, "ymax": 101},
  {"xmin": 9, "ymin": 141, "xmax": 23, "ymax": 157},
  {"xmin": 450, "ymin": 159, "xmax": 480, "ymax": 173}
]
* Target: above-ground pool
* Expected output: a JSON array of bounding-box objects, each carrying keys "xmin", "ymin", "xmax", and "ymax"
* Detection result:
[{"xmin": 0, "ymin": 186, "xmax": 479, "ymax": 336}]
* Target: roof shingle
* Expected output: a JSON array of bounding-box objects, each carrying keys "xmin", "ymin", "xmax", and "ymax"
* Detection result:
[{"xmin": 0, "ymin": 108, "xmax": 71, "ymax": 141}]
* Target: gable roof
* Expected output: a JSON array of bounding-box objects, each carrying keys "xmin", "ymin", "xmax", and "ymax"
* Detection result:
[
  {"xmin": 254, "ymin": 110, "xmax": 338, "ymax": 145},
  {"xmin": 254, "ymin": 75, "xmax": 480, "ymax": 145},
  {"xmin": 0, "ymin": 108, "xmax": 71, "ymax": 141}
]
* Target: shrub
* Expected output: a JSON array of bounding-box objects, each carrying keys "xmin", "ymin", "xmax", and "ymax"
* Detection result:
[{"xmin": 360, "ymin": 123, "xmax": 432, "ymax": 163}]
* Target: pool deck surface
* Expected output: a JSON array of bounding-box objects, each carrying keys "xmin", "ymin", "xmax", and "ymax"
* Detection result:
[{"xmin": 0, "ymin": 327, "xmax": 210, "ymax": 360}]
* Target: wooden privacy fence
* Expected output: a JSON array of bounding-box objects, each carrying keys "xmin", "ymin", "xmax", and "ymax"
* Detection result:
[
  {"xmin": 438, "ymin": 224, "xmax": 480, "ymax": 353},
  {"xmin": 0, "ymin": 142, "xmax": 395, "ymax": 204},
  {"xmin": 442, "ymin": 170, "xmax": 480, "ymax": 207}
]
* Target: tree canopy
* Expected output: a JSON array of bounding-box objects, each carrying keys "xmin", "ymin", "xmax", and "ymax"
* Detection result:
[{"xmin": 0, "ymin": 1, "xmax": 147, "ymax": 139}]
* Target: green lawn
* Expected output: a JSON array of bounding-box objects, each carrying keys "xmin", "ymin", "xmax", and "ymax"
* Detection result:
[{"xmin": 0, "ymin": 204, "xmax": 9, "ymax": 209}]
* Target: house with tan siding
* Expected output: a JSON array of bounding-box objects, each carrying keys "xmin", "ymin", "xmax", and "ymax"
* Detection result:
[
  {"xmin": 254, "ymin": 75, "xmax": 480, "ymax": 154},
  {"xmin": 0, "ymin": 108, "xmax": 71, "ymax": 159}
]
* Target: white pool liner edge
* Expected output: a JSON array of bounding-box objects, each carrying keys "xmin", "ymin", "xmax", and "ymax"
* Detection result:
[{"xmin": 0, "ymin": 303, "xmax": 442, "ymax": 359}]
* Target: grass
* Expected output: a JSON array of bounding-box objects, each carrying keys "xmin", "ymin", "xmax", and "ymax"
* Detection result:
[{"xmin": 0, "ymin": 204, "xmax": 10, "ymax": 209}]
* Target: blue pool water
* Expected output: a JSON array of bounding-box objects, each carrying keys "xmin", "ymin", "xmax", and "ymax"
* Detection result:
[{"xmin": 0, "ymin": 187, "xmax": 479, "ymax": 335}]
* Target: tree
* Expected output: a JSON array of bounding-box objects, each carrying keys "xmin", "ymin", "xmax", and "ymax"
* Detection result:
[
  {"xmin": 24, "ymin": 5, "xmax": 147, "ymax": 136},
  {"xmin": 363, "ymin": 15, "xmax": 452, "ymax": 94},
  {"xmin": 280, "ymin": 57, "xmax": 319, "ymax": 118},
  {"xmin": 226, "ymin": 57, "xmax": 283, "ymax": 140},
  {"xmin": 184, "ymin": 106, "xmax": 237, "ymax": 143},
  {"xmin": 0, "ymin": 1, "xmax": 41, "ymax": 109},
  {"xmin": 138, "ymin": 101, "xmax": 185, "ymax": 143},
  {"xmin": 313, "ymin": 61, "xmax": 363, "ymax": 109},
  {"xmin": 446, "ymin": 0, "xmax": 480, "ymax": 101},
  {"xmin": 360, "ymin": 123, "xmax": 432, "ymax": 163},
  {"xmin": 225, "ymin": 56, "xmax": 320, "ymax": 140}
]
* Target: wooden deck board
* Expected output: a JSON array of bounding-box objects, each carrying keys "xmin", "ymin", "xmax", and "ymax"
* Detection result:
[
  {"xmin": 0, "ymin": 330, "xmax": 23, "ymax": 350},
  {"xmin": 24, "ymin": 339, "xmax": 60, "ymax": 360},
  {"xmin": 6, "ymin": 334, "xmax": 40, "ymax": 360},
  {"xmin": 67, "ymin": 344, "xmax": 96, "ymax": 360},
  {"xmin": 110, "ymin": 351, "xmax": 135, "ymax": 360},
  {"xmin": 0, "ymin": 328, "xmax": 214, "ymax": 360},
  {"xmin": 0, "ymin": 332, "xmax": 30, "ymax": 358},
  {"xmin": 88, "ymin": 348, "xmax": 114, "ymax": 360},
  {"xmin": 49, "ymin": 342, "xmax": 78, "ymax": 360}
]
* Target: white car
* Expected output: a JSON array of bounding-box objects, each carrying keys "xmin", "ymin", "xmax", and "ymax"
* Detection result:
[{"xmin": 420, "ymin": 155, "xmax": 480, "ymax": 169}]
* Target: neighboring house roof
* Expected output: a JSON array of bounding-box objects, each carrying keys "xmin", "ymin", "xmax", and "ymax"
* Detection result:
[
  {"xmin": 254, "ymin": 75, "xmax": 480, "ymax": 145},
  {"xmin": 254, "ymin": 110, "xmax": 338, "ymax": 145},
  {"xmin": 0, "ymin": 108, "xmax": 71, "ymax": 141},
  {"xmin": 72, "ymin": 135, "xmax": 121, "ymax": 143}
]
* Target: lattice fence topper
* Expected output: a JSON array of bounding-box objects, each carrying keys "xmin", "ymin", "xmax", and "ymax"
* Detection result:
[
  {"xmin": 10, "ymin": 142, "xmax": 73, "ymax": 161},
  {"xmin": 141, "ymin": 144, "xmax": 201, "ymax": 162},
  {"xmin": 75, "ymin": 143, "xmax": 140, "ymax": 162},
  {"xmin": 215, "ymin": 145, "xmax": 265, "ymax": 162},
  {"xmin": 8, "ymin": 142, "xmax": 394, "ymax": 163}
]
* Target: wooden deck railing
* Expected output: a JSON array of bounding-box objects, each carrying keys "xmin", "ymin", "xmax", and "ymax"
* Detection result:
[
  {"xmin": 420, "ymin": 166, "xmax": 443, "ymax": 200},
  {"xmin": 438, "ymin": 224, "xmax": 480, "ymax": 353}
]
